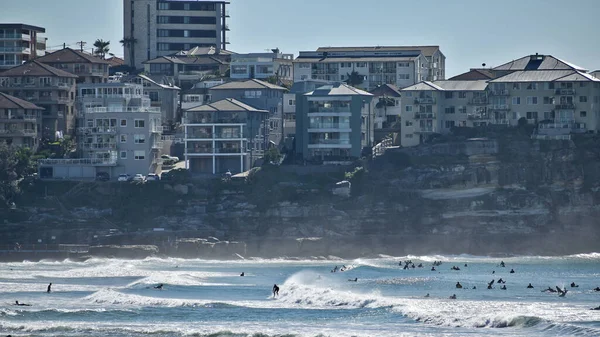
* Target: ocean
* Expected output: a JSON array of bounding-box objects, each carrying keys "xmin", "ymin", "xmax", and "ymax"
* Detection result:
[{"xmin": 1, "ymin": 254, "xmax": 599, "ymax": 336}]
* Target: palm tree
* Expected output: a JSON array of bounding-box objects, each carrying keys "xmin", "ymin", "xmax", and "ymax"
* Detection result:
[
  {"xmin": 93, "ymin": 39, "xmax": 110, "ymax": 59},
  {"xmin": 345, "ymin": 71, "xmax": 364, "ymax": 87},
  {"xmin": 119, "ymin": 37, "xmax": 138, "ymax": 68}
]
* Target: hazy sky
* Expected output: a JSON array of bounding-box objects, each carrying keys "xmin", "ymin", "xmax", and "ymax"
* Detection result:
[{"xmin": 1, "ymin": 0, "xmax": 599, "ymax": 76}]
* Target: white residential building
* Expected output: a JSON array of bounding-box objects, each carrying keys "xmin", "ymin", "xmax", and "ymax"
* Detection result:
[
  {"xmin": 230, "ymin": 51, "xmax": 293, "ymax": 82},
  {"xmin": 293, "ymin": 46, "xmax": 445, "ymax": 91}
]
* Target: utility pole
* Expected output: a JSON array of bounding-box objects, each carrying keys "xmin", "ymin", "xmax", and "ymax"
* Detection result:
[{"xmin": 76, "ymin": 41, "xmax": 86, "ymax": 52}]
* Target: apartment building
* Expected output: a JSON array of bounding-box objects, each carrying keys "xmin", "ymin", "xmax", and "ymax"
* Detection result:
[
  {"xmin": 295, "ymin": 83, "xmax": 374, "ymax": 162},
  {"xmin": 282, "ymin": 80, "xmax": 333, "ymax": 140},
  {"xmin": 0, "ymin": 24, "xmax": 46, "ymax": 71},
  {"xmin": 293, "ymin": 46, "xmax": 445, "ymax": 91},
  {"xmin": 230, "ymin": 51, "xmax": 293, "ymax": 82},
  {"xmin": 183, "ymin": 98, "xmax": 268, "ymax": 174},
  {"xmin": 369, "ymin": 84, "xmax": 402, "ymax": 130},
  {"xmin": 0, "ymin": 92, "xmax": 43, "ymax": 149},
  {"xmin": 35, "ymin": 47, "xmax": 110, "ymax": 84},
  {"xmin": 38, "ymin": 83, "xmax": 163, "ymax": 179},
  {"xmin": 209, "ymin": 79, "xmax": 287, "ymax": 146},
  {"xmin": 123, "ymin": 0, "xmax": 230, "ymax": 69},
  {"xmin": 0, "ymin": 60, "xmax": 77, "ymax": 139},
  {"xmin": 122, "ymin": 74, "xmax": 180, "ymax": 127}
]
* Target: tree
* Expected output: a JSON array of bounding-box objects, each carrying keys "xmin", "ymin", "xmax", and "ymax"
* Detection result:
[
  {"xmin": 119, "ymin": 37, "xmax": 138, "ymax": 68},
  {"xmin": 93, "ymin": 39, "xmax": 110, "ymax": 59},
  {"xmin": 345, "ymin": 71, "xmax": 364, "ymax": 87},
  {"xmin": 0, "ymin": 143, "xmax": 28, "ymax": 207}
]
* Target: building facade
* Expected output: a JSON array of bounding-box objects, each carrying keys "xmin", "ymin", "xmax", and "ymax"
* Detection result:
[
  {"xmin": 293, "ymin": 46, "xmax": 445, "ymax": 91},
  {"xmin": 230, "ymin": 51, "xmax": 293, "ymax": 82},
  {"xmin": 183, "ymin": 98, "xmax": 268, "ymax": 174},
  {"xmin": 282, "ymin": 80, "xmax": 334, "ymax": 140},
  {"xmin": 123, "ymin": 74, "xmax": 180, "ymax": 127},
  {"xmin": 0, "ymin": 60, "xmax": 77, "ymax": 139},
  {"xmin": 0, "ymin": 92, "xmax": 43, "ymax": 149},
  {"xmin": 123, "ymin": 0, "xmax": 230, "ymax": 69},
  {"xmin": 0, "ymin": 24, "xmax": 46, "ymax": 71},
  {"xmin": 38, "ymin": 83, "xmax": 163, "ymax": 179},
  {"xmin": 209, "ymin": 79, "xmax": 287, "ymax": 146},
  {"xmin": 295, "ymin": 83, "xmax": 374, "ymax": 162},
  {"xmin": 35, "ymin": 47, "xmax": 110, "ymax": 84}
]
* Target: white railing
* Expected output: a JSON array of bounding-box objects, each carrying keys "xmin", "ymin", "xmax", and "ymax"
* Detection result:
[
  {"xmin": 532, "ymin": 134, "xmax": 571, "ymax": 140},
  {"xmin": 78, "ymin": 127, "xmax": 117, "ymax": 134},
  {"xmin": 38, "ymin": 157, "xmax": 117, "ymax": 165},
  {"xmin": 0, "ymin": 129, "xmax": 36, "ymax": 135},
  {"xmin": 82, "ymin": 143, "xmax": 117, "ymax": 150},
  {"xmin": 490, "ymin": 104, "xmax": 509, "ymax": 110},
  {"xmin": 86, "ymin": 107, "xmax": 161, "ymax": 113}
]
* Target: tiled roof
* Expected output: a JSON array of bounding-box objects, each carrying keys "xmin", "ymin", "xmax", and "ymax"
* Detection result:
[
  {"xmin": 0, "ymin": 92, "xmax": 44, "ymax": 110},
  {"xmin": 210, "ymin": 79, "xmax": 287, "ymax": 91},
  {"xmin": 36, "ymin": 48, "xmax": 110, "ymax": 64},
  {"xmin": 493, "ymin": 54, "xmax": 586, "ymax": 71},
  {"xmin": 369, "ymin": 84, "xmax": 402, "ymax": 97},
  {"xmin": 488, "ymin": 70, "xmax": 598, "ymax": 82},
  {"xmin": 0, "ymin": 60, "xmax": 77, "ymax": 78},
  {"xmin": 186, "ymin": 98, "xmax": 268, "ymax": 113},
  {"xmin": 305, "ymin": 83, "xmax": 373, "ymax": 96},
  {"xmin": 316, "ymin": 46, "xmax": 441, "ymax": 57}
]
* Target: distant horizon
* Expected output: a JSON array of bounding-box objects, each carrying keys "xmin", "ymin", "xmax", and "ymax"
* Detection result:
[{"xmin": 1, "ymin": 0, "xmax": 599, "ymax": 76}]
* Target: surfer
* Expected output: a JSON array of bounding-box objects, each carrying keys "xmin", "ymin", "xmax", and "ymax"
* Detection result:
[
  {"xmin": 456, "ymin": 282, "xmax": 463, "ymax": 289},
  {"xmin": 154, "ymin": 284, "xmax": 164, "ymax": 290},
  {"xmin": 464, "ymin": 264, "xmax": 468, "ymax": 267},
  {"xmin": 570, "ymin": 282, "xmax": 578, "ymax": 288},
  {"xmin": 449, "ymin": 294, "xmax": 457, "ymax": 299},
  {"xmin": 500, "ymin": 261, "xmax": 505, "ymax": 268},
  {"xmin": 417, "ymin": 263, "xmax": 423, "ymax": 268},
  {"xmin": 543, "ymin": 286, "xmax": 557, "ymax": 293},
  {"xmin": 272, "ymin": 284, "xmax": 279, "ymax": 297},
  {"xmin": 431, "ymin": 267, "xmax": 436, "ymax": 271},
  {"xmin": 591, "ymin": 306, "xmax": 600, "ymax": 310},
  {"xmin": 501, "ymin": 285, "xmax": 507, "ymax": 290},
  {"xmin": 497, "ymin": 278, "xmax": 505, "ymax": 284},
  {"xmin": 240, "ymin": 272, "xmax": 245, "ymax": 277},
  {"xmin": 527, "ymin": 283, "xmax": 534, "ymax": 289},
  {"xmin": 424, "ymin": 293, "xmax": 430, "ymax": 298},
  {"xmin": 594, "ymin": 287, "xmax": 600, "ymax": 292},
  {"xmin": 14, "ymin": 301, "xmax": 31, "ymax": 306},
  {"xmin": 487, "ymin": 280, "xmax": 495, "ymax": 289},
  {"xmin": 46, "ymin": 283, "xmax": 52, "ymax": 293},
  {"xmin": 348, "ymin": 278, "xmax": 358, "ymax": 282},
  {"xmin": 472, "ymin": 286, "xmax": 476, "ymax": 289},
  {"xmin": 556, "ymin": 286, "xmax": 567, "ymax": 297},
  {"xmin": 509, "ymin": 269, "xmax": 515, "ymax": 274}
]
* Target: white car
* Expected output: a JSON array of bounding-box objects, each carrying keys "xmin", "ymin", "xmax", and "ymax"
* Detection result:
[
  {"xmin": 117, "ymin": 174, "xmax": 130, "ymax": 182},
  {"xmin": 132, "ymin": 174, "xmax": 145, "ymax": 182},
  {"xmin": 161, "ymin": 154, "xmax": 179, "ymax": 162},
  {"xmin": 146, "ymin": 173, "xmax": 160, "ymax": 181}
]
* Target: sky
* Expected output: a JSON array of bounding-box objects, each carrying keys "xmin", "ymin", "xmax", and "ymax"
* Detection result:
[{"xmin": 1, "ymin": 0, "xmax": 599, "ymax": 77}]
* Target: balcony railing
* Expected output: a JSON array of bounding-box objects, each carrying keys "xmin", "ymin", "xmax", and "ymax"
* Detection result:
[
  {"xmin": 416, "ymin": 126, "xmax": 436, "ymax": 133},
  {"xmin": 187, "ymin": 147, "xmax": 214, "ymax": 154},
  {"xmin": 308, "ymin": 107, "xmax": 351, "ymax": 113},
  {"xmin": 0, "ymin": 115, "xmax": 37, "ymax": 122},
  {"xmin": 469, "ymin": 97, "xmax": 488, "ymax": 105},
  {"xmin": 414, "ymin": 97, "xmax": 436, "ymax": 104},
  {"xmin": 0, "ymin": 47, "xmax": 26, "ymax": 52},
  {"xmin": 150, "ymin": 126, "xmax": 163, "ymax": 133},
  {"xmin": 489, "ymin": 89, "xmax": 509, "ymax": 96},
  {"xmin": 308, "ymin": 123, "xmax": 351, "ymax": 129},
  {"xmin": 216, "ymin": 148, "xmax": 243, "ymax": 153},
  {"xmin": 490, "ymin": 104, "xmax": 510, "ymax": 111},
  {"xmin": 555, "ymin": 89, "xmax": 575, "ymax": 95},
  {"xmin": 0, "ymin": 129, "xmax": 36, "ymax": 136},
  {"xmin": 187, "ymin": 133, "xmax": 213, "ymax": 139},
  {"xmin": 414, "ymin": 113, "xmax": 436, "ymax": 120},
  {"xmin": 38, "ymin": 157, "xmax": 117, "ymax": 166},
  {"xmin": 82, "ymin": 143, "xmax": 117, "ymax": 150},
  {"xmin": 86, "ymin": 107, "xmax": 160, "ymax": 113},
  {"xmin": 555, "ymin": 103, "xmax": 576, "ymax": 110},
  {"xmin": 78, "ymin": 127, "xmax": 117, "ymax": 134},
  {"xmin": 152, "ymin": 142, "xmax": 163, "ymax": 149},
  {"xmin": 308, "ymin": 139, "xmax": 351, "ymax": 145}
]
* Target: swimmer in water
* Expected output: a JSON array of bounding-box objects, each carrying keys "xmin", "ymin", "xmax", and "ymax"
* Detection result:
[{"xmin": 527, "ymin": 283, "xmax": 534, "ymax": 289}]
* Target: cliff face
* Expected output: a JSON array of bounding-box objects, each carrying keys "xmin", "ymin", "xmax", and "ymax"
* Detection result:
[{"xmin": 3, "ymin": 135, "xmax": 600, "ymax": 256}]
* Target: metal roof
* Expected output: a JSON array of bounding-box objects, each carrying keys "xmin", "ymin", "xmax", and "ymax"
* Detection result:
[
  {"xmin": 210, "ymin": 79, "xmax": 287, "ymax": 91},
  {"xmin": 369, "ymin": 84, "xmax": 402, "ymax": 97},
  {"xmin": 431, "ymin": 80, "xmax": 489, "ymax": 91},
  {"xmin": 493, "ymin": 54, "xmax": 586, "ymax": 71},
  {"xmin": 401, "ymin": 81, "xmax": 445, "ymax": 91},
  {"xmin": 316, "ymin": 46, "xmax": 441, "ymax": 57},
  {"xmin": 185, "ymin": 98, "xmax": 268, "ymax": 113},
  {"xmin": 305, "ymin": 83, "xmax": 373, "ymax": 96},
  {"xmin": 489, "ymin": 70, "xmax": 585, "ymax": 83}
]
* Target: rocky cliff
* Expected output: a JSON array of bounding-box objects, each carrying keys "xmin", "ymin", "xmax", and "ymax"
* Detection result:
[{"xmin": 3, "ymin": 133, "xmax": 600, "ymax": 257}]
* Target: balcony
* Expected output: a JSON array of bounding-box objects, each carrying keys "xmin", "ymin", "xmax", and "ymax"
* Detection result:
[
  {"xmin": 415, "ymin": 126, "xmax": 436, "ymax": 133},
  {"xmin": 414, "ymin": 113, "xmax": 436, "ymax": 120},
  {"xmin": 555, "ymin": 103, "xmax": 576, "ymax": 110},
  {"xmin": 0, "ymin": 115, "xmax": 37, "ymax": 122},
  {"xmin": 308, "ymin": 107, "xmax": 351, "ymax": 113},
  {"xmin": 38, "ymin": 157, "xmax": 118, "ymax": 166},
  {"xmin": 215, "ymin": 148, "xmax": 243, "ymax": 154},
  {"xmin": 78, "ymin": 127, "xmax": 117, "ymax": 134},
  {"xmin": 467, "ymin": 113, "xmax": 491, "ymax": 120},
  {"xmin": 489, "ymin": 89, "xmax": 509, "ymax": 96},
  {"xmin": 82, "ymin": 143, "xmax": 117, "ymax": 150},
  {"xmin": 186, "ymin": 147, "xmax": 214, "ymax": 154},
  {"xmin": 469, "ymin": 97, "xmax": 488, "ymax": 105},
  {"xmin": 414, "ymin": 97, "xmax": 436, "ymax": 104},
  {"xmin": 152, "ymin": 141, "xmax": 163, "ymax": 149},
  {"xmin": 0, "ymin": 46, "xmax": 26, "ymax": 53},
  {"xmin": 86, "ymin": 107, "xmax": 161, "ymax": 113},
  {"xmin": 0, "ymin": 129, "xmax": 36, "ymax": 137},
  {"xmin": 489, "ymin": 104, "xmax": 510, "ymax": 111},
  {"xmin": 555, "ymin": 88, "xmax": 575, "ymax": 95},
  {"xmin": 490, "ymin": 119, "xmax": 510, "ymax": 125},
  {"xmin": 150, "ymin": 125, "xmax": 163, "ymax": 133}
]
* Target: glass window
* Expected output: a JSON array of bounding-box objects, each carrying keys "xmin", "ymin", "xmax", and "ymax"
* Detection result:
[
  {"xmin": 121, "ymin": 119, "xmax": 127, "ymax": 127},
  {"xmin": 134, "ymin": 150, "xmax": 145, "ymax": 160},
  {"xmin": 405, "ymin": 105, "xmax": 412, "ymax": 112},
  {"xmin": 134, "ymin": 134, "xmax": 146, "ymax": 144},
  {"xmin": 120, "ymin": 151, "xmax": 127, "ymax": 159},
  {"xmin": 512, "ymin": 97, "xmax": 520, "ymax": 105},
  {"xmin": 579, "ymin": 96, "xmax": 587, "ymax": 103},
  {"xmin": 120, "ymin": 135, "xmax": 127, "ymax": 143},
  {"xmin": 134, "ymin": 119, "xmax": 145, "ymax": 128}
]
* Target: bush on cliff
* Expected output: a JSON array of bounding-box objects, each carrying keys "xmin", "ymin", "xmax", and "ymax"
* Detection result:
[{"xmin": 0, "ymin": 144, "xmax": 36, "ymax": 207}]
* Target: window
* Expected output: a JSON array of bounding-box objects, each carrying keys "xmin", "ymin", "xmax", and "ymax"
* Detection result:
[
  {"xmin": 134, "ymin": 150, "xmax": 145, "ymax": 160},
  {"xmin": 458, "ymin": 106, "xmax": 466, "ymax": 114},
  {"xmin": 157, "ymin": 29, "xmax": 168, "ymax": 37},
  {"xmin": 300, "ymin": 75, "xmax": 308, "ymax": 80},
  {"xmin": 543, "ymin": 111, "xmax": 554, "ymax": 120},
  {"xmin": 512, "ymin": 97, "xmax": 521, "ymax": 105},
  {"xmin": 526, "ymin": 97, "xmax": 538, "ymax": 105},
  {"xmin": 120, "ymin": 119, "xmax": 127, "ymax": 127},
  {"xmin": 356, "ymin": 62, "xmax": 366, "ymax": 68},
  {"xmin": 405, "ymin": 105, "xmax": 413, "ymax": 112},
  {"xmin": 231, "ymin": 65, "xmax": 247, "ymax": 74},
  {"xmin": 543, "ymin": 97, "xmax": 553, "ymax": 105},
  {"xmin": 458, "ymin": 92, "xmax": 467, "ymax": 99},
  {"xmin": 445, "ymin": 92, "xmax": 453, "ymax": 99},
  {"xmin": 158, "ymin": 2, "xmax": 169, "ymax": 10},
  {"xmin": 579, "ymin": 96, "xmax": 587, "ymax": 103},
  {"xmin": 157, "ymin": 43, "xmax": 170, "ymax": 51},
  {"xmin": 580, "ymin": 111, "xmax": 587, "ymax": 117},
  {"xmin": 341, "ymin": 62, "xmax": 352, "ymax": 68},
  {"xmin": 526, "ymin": 111, "xmax": 538, "ymax": 119},
  {"xmin": 579, "ymin": 82, "xmax": 587, "ymax": 88},
  {"xmin": 134, "ymin": 134, "xmax": 145, "ymax": 144},
  {"xmin": 445, "ymin": 107, "xmax": 455, "ymax": 114},
  {"xmin": 405, "ymin": 120, "xmax": 412, "ymax": 127},
  {"xmin": 398, "ymin": 62, "xmax": 410, "ymax": 67},
  {"xmin": 548, "ymin": 82, "xmax": 555, "ymax": 90},
  {"xmin": 288, "ymin": 99, "xmax": 295, "ymax": 106},
  {"xmin": 404, "ymin": 92, "xmax": 412, "ymax": 97},
  {"xmin": 405, "ymin": 133, "xmax": 413, "ymax": 138},
  {"xmin": 512, "ymin": 83, "xmax": 520, "ymax": 90},
  {"xmin": 526, "ymin": 83, "xmax": 538, "ymax": 90},
  {"xmin": 120, "ymin": 151, "xmax": 127, "ymax": 159},
  {"xmin": 445, "ymin": 121, "xmax": 455, "ymax": 128},
  {"xmin": 134, "ymin": 119, "xmax": 145, "ymax": 128},
  {"xmin": 398, "ymin": 74, "xmax": 410, "ymax": 80},
  {"xmin": 299, "ymin": 63, "xmax": 310, "ymax": 69},
  {"xmin": 120, "ymin": 135, "xmax": 127, "ymax": 143}
]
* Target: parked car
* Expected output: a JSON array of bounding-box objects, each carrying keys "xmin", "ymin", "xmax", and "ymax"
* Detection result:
[
  {"xmin": 161, "ymin": 154, "xmax": 179, "ymax": 162},
  {"xmin": 161, "ymin": 168, "xmax": 190, "ymax": 182},
  {"xmin": 117, "ymin": 174, "xmax": 131, "ymax": 182},
  {"xmin": 95, "ymin": 172, "xmax": 110, "ymax": 182},
  {"xmin": 146, "ymin": 173, "xmax": 160, "ymax": 181},
  {"xmin": 132, "ymin": 174, "xmax": 145, "ymax": 182}
]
